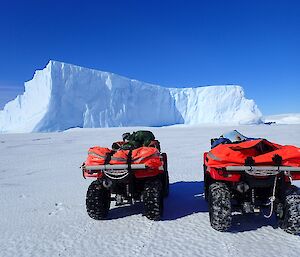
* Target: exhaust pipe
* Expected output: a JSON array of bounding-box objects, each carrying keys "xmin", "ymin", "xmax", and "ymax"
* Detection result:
[
  {"xmin": 103, "ymin": 179, "xmax": 112, "ymax": 188},
  {"xmin": 236, "ymin": 182, "xmax": 250, "ymax": 193}
]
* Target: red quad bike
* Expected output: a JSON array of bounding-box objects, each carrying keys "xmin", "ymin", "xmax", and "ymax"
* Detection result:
[
  {"xmin": 204, "ymin": 130, "xmax": 300, "ymax": 234},
  {"xmin": 81, "ymin": 131, "xmax": 169, "ymax": 221}
]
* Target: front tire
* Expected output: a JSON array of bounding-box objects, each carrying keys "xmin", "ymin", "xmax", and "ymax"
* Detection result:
[
  {"xmin": 208, "ymin": 182, "xmax": 232, "ymax": 232},
  {"xmin": 86, "ymin": 180, "xmax": 111, "ymax": 220},
  {"xmin": 143, "ymin": 179, "xmax": 163, "ymax": 220}
]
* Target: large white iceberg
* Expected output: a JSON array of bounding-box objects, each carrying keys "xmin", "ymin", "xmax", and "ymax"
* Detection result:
[{"xmin": 0, "ymin": 61, "xmax": 262, "ymax": 132}]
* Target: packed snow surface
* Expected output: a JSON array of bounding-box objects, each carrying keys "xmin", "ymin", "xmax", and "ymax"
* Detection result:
[
  {"xmin": 0, "ymin": 124, "xmax": 300, "ymax": 257},
  {"xmin": 264, "ymin": 113, "xmax": 300, "ymax": 124},
  {"xmin": 0, "ymin": 61, "xmax": 262, "ymax": 133}
]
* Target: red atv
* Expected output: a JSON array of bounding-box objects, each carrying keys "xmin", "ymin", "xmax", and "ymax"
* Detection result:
[
  {"xmin": 81, "ymin": 131, "xmax": 169, "ymax": 221},
  {"xmin": 204, "ymin": 130, "xmax": 300, "ymax": 234}
]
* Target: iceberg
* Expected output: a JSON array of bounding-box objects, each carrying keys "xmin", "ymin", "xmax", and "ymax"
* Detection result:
[{"xmin": 0, "ymin": 61, "xmax": 262, "ymax": 132}]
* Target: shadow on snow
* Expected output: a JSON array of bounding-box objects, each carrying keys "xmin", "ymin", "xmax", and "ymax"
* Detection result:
[
  {"xmin": 107, "ymin": 181, "xmax": 207, "ymax": 220},
  {"xmin": 230, "ymin": 214, "xmax": 278, "ymax": 233},
  {"xmin": 162, "ymin": 181, "xmax": 207, "ymax": 220},
  {"xmin": 105, "ymin": 181, "xmax": 292, "ymax": 234},
  {"xmin": 108, "ymin": 203, "xmax": 144, "ymax": 219}
]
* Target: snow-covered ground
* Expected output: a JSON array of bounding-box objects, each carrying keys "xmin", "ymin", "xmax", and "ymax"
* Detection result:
[{"xmin": 1, "ymin": 124, "xmax": 300, "ymax": 257}]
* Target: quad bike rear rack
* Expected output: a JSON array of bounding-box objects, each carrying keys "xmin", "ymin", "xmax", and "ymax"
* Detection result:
[
  {"xmin": 82, "ymin": 164, "xmax": 147, "ymax": 180},
  {"xmin": 225, "ymin": 166, "xmax": 300, "ymax": 176},
  {"xmin": 82, "ymin": 164, "xmax": 164, "ymax": 180},
  {"xmin": 84, "ymin": 164, "xmax": 147, "ymax": 171}
]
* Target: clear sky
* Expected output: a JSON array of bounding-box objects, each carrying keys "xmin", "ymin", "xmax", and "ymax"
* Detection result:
[{"xmin": 0, "ymin": 0, "xmax": 299, "ymax": 114}]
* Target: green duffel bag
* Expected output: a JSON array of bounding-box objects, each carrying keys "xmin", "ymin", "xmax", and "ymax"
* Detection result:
[{"xmin": 122, "ymin": 130, "xmax": 155, "ymax": 150}]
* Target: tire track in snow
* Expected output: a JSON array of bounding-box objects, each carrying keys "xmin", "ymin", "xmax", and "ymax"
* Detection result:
[
  {"xmin": 131, "ymin": 219, "xmax": 156, "ymax": 257},
  {"xmin": 220, "ymin": 238, "xmax": 240, "ymax": 257}
]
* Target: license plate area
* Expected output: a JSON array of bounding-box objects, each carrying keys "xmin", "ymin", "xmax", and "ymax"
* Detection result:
[
  {"xmin": 104, "ymin": 169, "xmax": 129, "ymax": 180},
  {"xmin": 245, "ymin": 169, "xmax": 280, "ymax": 176}
]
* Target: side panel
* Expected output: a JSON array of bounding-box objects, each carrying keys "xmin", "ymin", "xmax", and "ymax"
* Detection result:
[
  {"xmin": 208, "ymin": 167, "xmax": 241, "ymax": 182},
  {"xmin": 135, "ymin": 169, "xmax": 163, "ymax": 179},
  {"xmin": 291, "ymin": 172, "xmax": 300, "ymax": 180},
  {"xmin": 84, "ymin": 170, "xmax": 103, "ymax": 178}
]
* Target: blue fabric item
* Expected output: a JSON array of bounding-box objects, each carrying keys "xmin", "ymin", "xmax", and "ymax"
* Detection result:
[
  {"xmin": 211, "ymin": 138, "xmax": 232, "ymax": 148},
  {"xmin": 246, "ymin": 137, "xmax": 258, "ymax": 141},
  {"xmin": 211, "ymin": 130, "xmax": 260, "ymax": 148}
]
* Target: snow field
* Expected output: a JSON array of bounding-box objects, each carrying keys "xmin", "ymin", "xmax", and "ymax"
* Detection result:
[{"xmin": 0, "ymin": 124, "xmax": 300, "ymax": 257}]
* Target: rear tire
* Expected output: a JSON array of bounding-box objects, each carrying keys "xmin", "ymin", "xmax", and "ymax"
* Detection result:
[
  {"xmin": 280, "ymin": 188, "xmax": 300, "ymax": 235},
  {"xmin": 143, "ymin": 179, "xmax": 163, "ymax": 220},
  {"xmin": 86, "ymin": 180, "xmax": 111, "ymax": 220},
  {"xmin": 203, "ymin": 165, "xmax": 209, "ymax": 201},
  {"xmin": 208, "ymin": 182, "xmax": 232, "ymax": 232},
  {"xmin": 162, "ymin": 153, "xmax": 169, "ymax": 197}
]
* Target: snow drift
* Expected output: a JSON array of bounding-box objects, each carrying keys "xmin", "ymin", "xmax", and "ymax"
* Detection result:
[
  {"xmin": 0, "ymin": 61, "xmax": 262, "ymax": 132},
  {"xmin": 263, "ymin": 113, "xmax": 300, "ymax": 125}
]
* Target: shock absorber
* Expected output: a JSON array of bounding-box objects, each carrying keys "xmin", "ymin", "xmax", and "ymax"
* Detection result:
[
  {"xmin": 126, "ymin": 184, "xmax": 133, "ymax": 204},
  {"xmin": 251, "ymin": 188, "xmax": 255, "ymax": 204},
  {"xmin": 251, "ymin": 188, "xmax": 260, "ymax": 213}
]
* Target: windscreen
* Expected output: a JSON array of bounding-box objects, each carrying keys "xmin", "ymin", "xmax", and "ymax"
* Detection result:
[{"xmin": 221, "ymin": 130, "xmax": 248, "ymax": 142}]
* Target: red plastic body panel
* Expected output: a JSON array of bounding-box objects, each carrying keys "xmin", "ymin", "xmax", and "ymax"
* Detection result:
[
  {"xmin": 84, "ymin": 170, "xmax": 103, "ymax": 179},
  {"xmin": 207, "ymin": 166, "xmax": 241, "ymax": 182},
  {"xmin": 134, "ymin": 169, "xmax": 163, "ymax": 178},
  {"xmin": 291, "ymin": 172, "xmax": 300, "ymax": 180},
  {"xmin": 203, "ymin": 152, "xmax": 208, "ymax": 165},
  {"xmin": 205, "ymin": 151, "xmax": 241, "ymax": 182}
]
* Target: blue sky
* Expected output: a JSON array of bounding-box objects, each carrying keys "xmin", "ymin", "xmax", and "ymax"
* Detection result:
[{"xmin": 0, "ymin": 0, "xmax": 299, "ymax": 114}]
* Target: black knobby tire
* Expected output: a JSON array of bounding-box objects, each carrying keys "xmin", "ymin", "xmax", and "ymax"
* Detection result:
[
  {"xmin": 164, "ymin": 170, "xmax": 170, "ymax": 197},
  {"xmin": 86, "ymin": 180, "xmax": 111, "ymax": 220},
  {"xmin": 208, "ymin": 182, "xmax": 232, "ymax": 232},
  {"xmin": 162, "ymin": 153, "xmax": 169, "ymax": 197},
  {"xmin": 143, "ymin": 179, "xmax": 163, "ymax": 220},
  {"xmin": 280, "ymin": 188, "xmax": 300, "ymax": 235}
]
